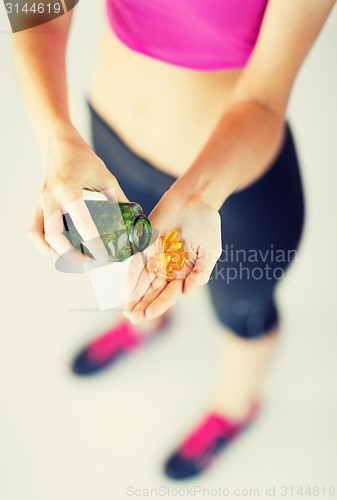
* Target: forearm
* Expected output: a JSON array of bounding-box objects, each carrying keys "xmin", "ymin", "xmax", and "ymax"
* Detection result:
[
  {"xmin": 171, "ymin": 98, "xmax": 285, "ymax": 211},
  {"xmin": 11, "ymin": 14, "xmax": 76, "ymax": 161}
]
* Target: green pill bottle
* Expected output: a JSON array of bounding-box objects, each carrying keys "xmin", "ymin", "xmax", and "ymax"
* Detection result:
[{"xmin": 63, "ymin": 200, "xmax": 152, "ymax": 262}]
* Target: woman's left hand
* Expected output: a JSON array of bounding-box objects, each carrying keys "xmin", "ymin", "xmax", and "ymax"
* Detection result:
[{"xmin": 123, "ymin": 188, "xmax": 222, "ymax": 324}]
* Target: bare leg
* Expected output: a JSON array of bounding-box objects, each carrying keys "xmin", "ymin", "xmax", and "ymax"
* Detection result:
[{"xmin": 210, "ymin": 325, "xmax": 279, "ymax": 420}]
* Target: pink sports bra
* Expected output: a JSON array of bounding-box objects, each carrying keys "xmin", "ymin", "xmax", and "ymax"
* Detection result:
[{"xmin": 106, "ymin": 0, "xmax": 269, "ymax": 71}]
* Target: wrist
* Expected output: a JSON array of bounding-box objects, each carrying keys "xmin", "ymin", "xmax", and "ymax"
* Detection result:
[
  {"xmin": 169, "ymin": 171, "xmax": 231, "ymax": 212},
  {"xmin": 167, "ymin": 180, "xmax": 223, "ymax": 212},
  {"xmin": 42, "ymin": 122, "xmax": 84, "ymax": 165}
]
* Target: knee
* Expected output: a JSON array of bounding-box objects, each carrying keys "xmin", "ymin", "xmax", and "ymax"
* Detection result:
[{"xmin": 210, "ymin": 294, "xmax": 279, "ymax": 340}]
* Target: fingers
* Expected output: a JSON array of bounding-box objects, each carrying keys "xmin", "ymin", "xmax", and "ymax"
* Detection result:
[
  {"xmin": 29, "ymin": 196, "xmax": 90, "ymax": 269},
  {"xmin": 123, "ymin": 233, "xmax": 193, "ymax": 322},
  {"xmin": 63, "ymin": 196, "xmax": 108, "ymax": 262},
  {"xmin": 126, "ymin": 277, "xmax": 167, "ymax": 324},
  {"xmin": 125, "ymin": 277, "xmax": 183, "ymax": 324},
  {"xmin": 123, "ymin": 252, "xmax": 189, "ymax": 323},
  {"xmin": 123, "ymin": 251, "xmax": 161, "ymax": 317},
  {"xmin": 123, "ymin": 233, "xmax": 167, "ymax": 316},
  {"xmin": 41, "ymin": 189, "xmax": 91, "ymax": 271},
  {"xmin": 31, "ymin": 148, "xmax": 132, "ymax": 267},
  {"xmin": 34, "ymin": 182, "xmax": 128, "ymax": 265},
  {"xmin": 124, "ymin": 241, "xmax": 158, "ymax": 296},
  {"xmin": 43, "ymin": 203, "xmax": 89, "ymax": 267},
  {"xmin": 144, "ymin": 279, "xmax": 184, "ymax": 319},
  {"xmin": 28, "ymin": 203, "xmax": 52, "ymax": 258},
  {"xmin": 125, "ymin": 255, "xmax": 150, "ymax": 301},
  {"xmin": 126, "ymin": 247, "xmax": 212, "ymax": 320}
]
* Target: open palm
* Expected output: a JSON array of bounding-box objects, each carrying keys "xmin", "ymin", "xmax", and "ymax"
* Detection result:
[{"xmin": 123, "ymin": 189, "xmax": 222, "ymax": 324}]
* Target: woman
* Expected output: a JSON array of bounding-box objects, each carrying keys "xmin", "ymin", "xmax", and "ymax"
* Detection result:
[{"xmin": 12, "ymin": 0, "xmax": 336, "ymax": 479}]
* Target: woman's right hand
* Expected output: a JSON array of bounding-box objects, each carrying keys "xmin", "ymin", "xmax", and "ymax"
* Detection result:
[{"xmin": 29, "ymin": 126, "xmax": 130, "ymax": 266}]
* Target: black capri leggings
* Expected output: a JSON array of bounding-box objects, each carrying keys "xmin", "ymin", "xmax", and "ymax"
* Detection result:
[{"xmin": 89, "ymin": 103, "xmax": 305, "ymax": 339}]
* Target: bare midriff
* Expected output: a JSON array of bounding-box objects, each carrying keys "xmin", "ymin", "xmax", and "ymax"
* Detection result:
[{"xmin": 89, "ymin": 30, "xmax": 243, "ymax": 178}]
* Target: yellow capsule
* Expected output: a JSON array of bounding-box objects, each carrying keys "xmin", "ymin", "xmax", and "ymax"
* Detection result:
[
  {"xmin": 146, "ymin": 257, "xmax": 157, "ymax": 273},
  {"xmin": 154, "ymin": 253, "xmax": 167, "ymax": 270},
  {"xmin": 169, "ymin": 252, "xmax": 181, "ymax": 263},
  {"xmin": 152, "ymin": 230, "xmax": 187, "ymax": 276},
  {"xmin": 170, "ymin": 251, "xmax": 189, "ymax": 271},
  {"xmin": 167, "ymin": 241, "xmax": 182, "ymax": 252},
  {"xmin": 165, "ymin": 230, "xmax": 179, "ymax": 246},
  {"xmin": 156, "ymin": 236, "xmax": 166, "ymax": 252},
  {"xmin": 176, "ymin": 254, "xmax": 187, "ymax": 270},
  {"xmin": 156, "ymin": 270, "xmax": 175, "ymax": 281},
  {"xmin": 155, "ymin": 261, "xmax": 165, "ymax": 271},
  {"xmin": 146, "ymin": 256, "xmax": 157, "ymax": 273}
]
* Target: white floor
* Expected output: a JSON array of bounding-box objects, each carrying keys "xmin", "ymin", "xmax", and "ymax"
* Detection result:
[{"xmin": 1, "ymin": 2, "xmax": 337, "ymax": 499}]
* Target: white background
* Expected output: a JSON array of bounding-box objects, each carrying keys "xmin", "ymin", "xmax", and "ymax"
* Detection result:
[{"xmin": 0, "ymin": 1, "xmax": 337, "ymax": 499}]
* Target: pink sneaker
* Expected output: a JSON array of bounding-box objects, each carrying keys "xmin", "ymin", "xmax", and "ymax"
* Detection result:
[
  {"xmin": 72, "ymin": 313, "xmax": 171, "ymax": 376},
  {"xmin": 164, "ymin": 403, "xmax": 261, "ymax": 479}
]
